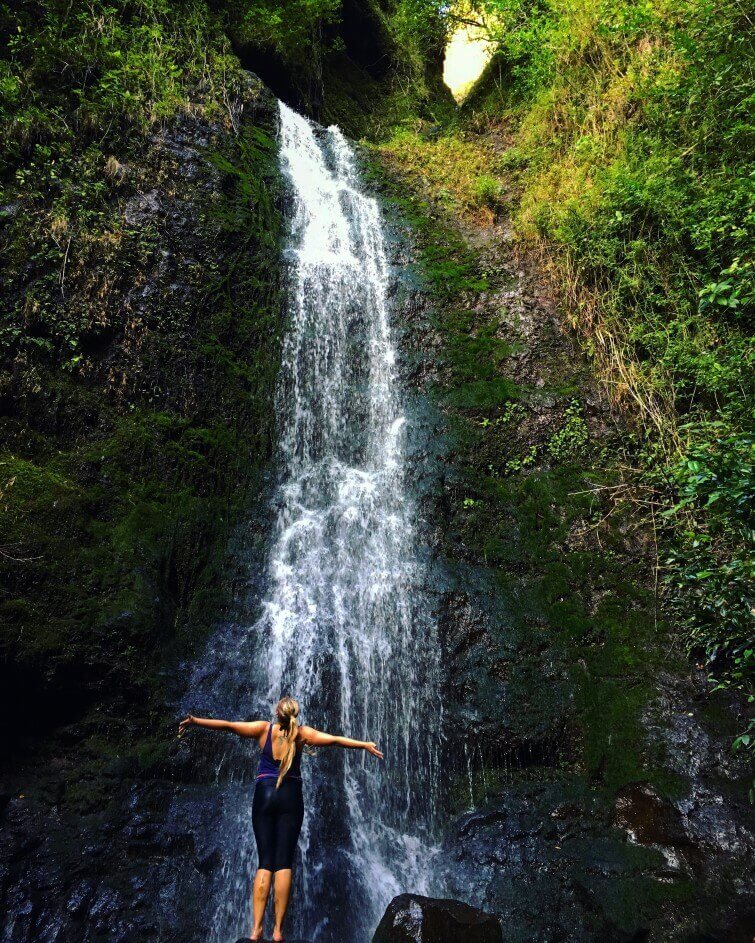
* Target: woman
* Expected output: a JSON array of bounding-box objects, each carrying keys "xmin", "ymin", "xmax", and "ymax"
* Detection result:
[{"xmin": 179, "ymin": 696, "xmax": 383, "ymax": 942}]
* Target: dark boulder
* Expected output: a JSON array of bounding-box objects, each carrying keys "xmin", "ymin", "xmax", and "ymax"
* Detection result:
[
  {"xmin": 612, "ymin": 782, "xmax": 689, "ymax": 848},
  {"xmin": 373, "ymin": 894, "xmax": 503, "ymax": 943}
]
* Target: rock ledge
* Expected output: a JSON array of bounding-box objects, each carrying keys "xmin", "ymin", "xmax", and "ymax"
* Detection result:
[{"xmin": 373, "ymin": 894, "xmax": 502, "ymax": 943}]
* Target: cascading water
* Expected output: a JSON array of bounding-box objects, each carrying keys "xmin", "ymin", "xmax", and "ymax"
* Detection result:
[{"xmin": 205, "ymin": 102, "xmax": 442, "ymax": 943}]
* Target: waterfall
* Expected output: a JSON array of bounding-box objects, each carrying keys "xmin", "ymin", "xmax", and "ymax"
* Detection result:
[{"xmin": 208, "ymin": 103, "xmax": 442, "ymax": 942}]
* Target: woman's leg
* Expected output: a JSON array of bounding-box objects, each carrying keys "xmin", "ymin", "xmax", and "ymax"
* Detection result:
[
  {"xmin": 272, "ymin": 780, "xmax": 304, "ymax": 940},
  {"xmin": 251, "ymin": 869, "xmax": 272, "ymax": 940},
  {"xmin": 272, "ymin": 870, "xmax": 292, "ymax": 941},
  {"xmin": 251, "ymin": 781, "xmax": 278, "ymax": 939}
]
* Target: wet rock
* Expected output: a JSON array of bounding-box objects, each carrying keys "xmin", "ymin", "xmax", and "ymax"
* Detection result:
[
  {"xmin": 373, "ymin": 894, "xmax": 502, "ymax": 943},
  {"xmin": 376, "ymin": 128, "xmax": 755, "ymax": 942},
  {"xmin": 0, "ymin": 200, "xmax": 21, "ymax": 220},
  {"xmin": 0, "ymin": 69, "xmax": 284, "ymax": 943},
  {"xmin": 123, "ymin": 189, "xmax": 162, "ymax": 226},
  {"xmin": 613, "ymin": 782, "xmax": 688, "ymax": 848}
]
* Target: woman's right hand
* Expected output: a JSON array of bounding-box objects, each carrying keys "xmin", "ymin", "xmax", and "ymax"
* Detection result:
[
  {"xmin": 178, "ymin": 714, "xmax": 195, "ymax": 737},
  {"xmin": 364, "ymin": 742, "xmax": 384, "ymax": 760}
]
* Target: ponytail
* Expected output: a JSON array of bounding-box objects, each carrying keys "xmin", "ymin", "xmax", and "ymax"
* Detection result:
[{"xmin": 275, "ymin": 696, "xmax": 300, "ymax": 789}]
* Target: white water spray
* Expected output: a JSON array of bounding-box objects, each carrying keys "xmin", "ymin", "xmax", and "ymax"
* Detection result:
[{"xmin": 209, "ymin": 103, "xmax": 442, "ymax": 942}]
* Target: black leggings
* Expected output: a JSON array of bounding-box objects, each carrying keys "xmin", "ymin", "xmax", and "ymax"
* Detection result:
[{"xmin": 252, "ymin": 778, "xmax": 304, "ymax": 872}]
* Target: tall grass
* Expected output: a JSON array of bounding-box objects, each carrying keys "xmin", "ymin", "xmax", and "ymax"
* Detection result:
[
  {"xmin": 470, "ymin": 0, "xmax": 754, "ymax": 775},
  {"xmin": 379, "ymin": 0, "xmax": 753, "ymax": 781}
]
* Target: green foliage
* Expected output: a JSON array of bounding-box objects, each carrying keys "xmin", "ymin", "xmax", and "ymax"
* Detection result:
[
  {"xmin": 0, "ymin": 3, "xmax": 283, "ymax": 734},
  {"xmin": 465, "ymin": 0, "xmax": 755, "ymax": 418},
  {"xmin": 473, "ymin": 173, "xmax": 505, "ymax": 207},
  {"xmin": 548, "ymin": 399, "xmax": 589, "ymax": 461},
  {"xmin": 421, "ymin": 241, "xmax": 490, "ymax": 298},
  {"xmin": 1, "ymin": 0, "xmax": 241, "ymax": 169},
  {"xmin": 223, "ymin": 0, "xmax": 341, "ymax": 61},
  {"xmin": 377, "ymin": 126, "xmax": 504, "ymax": 210},
  {"xmin": 453, "ymin": 0, "xmax": 755, "ymax": 772},
  {"xmin": 662, "ymin": 430, "xmax": 754, "ymax": 774},
  {"xmin": 699, "ymin": 258, "xmax": 755, "ymax": 322},
  {"xmin": 0, "ymin": 1, "xmax": 246, "ymax": 377},
  {"xmin": 393, "ymin": 0, "xmax": 451, "ymax": 55}
]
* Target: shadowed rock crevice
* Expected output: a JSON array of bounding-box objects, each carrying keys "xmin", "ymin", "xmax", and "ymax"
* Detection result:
[{"xmin": 231, "ymin": 0, "xmax": 453, "ymax": 135}]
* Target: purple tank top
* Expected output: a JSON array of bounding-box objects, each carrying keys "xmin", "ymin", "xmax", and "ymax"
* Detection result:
[{"xmin": 256, "ymin": 723, "xmax": 302, "ymax": 781}]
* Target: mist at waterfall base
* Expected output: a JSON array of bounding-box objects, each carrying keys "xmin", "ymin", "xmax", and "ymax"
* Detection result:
[{"xmin": 173, "ymin": 102, "xmax": 443, "ymax": 943}]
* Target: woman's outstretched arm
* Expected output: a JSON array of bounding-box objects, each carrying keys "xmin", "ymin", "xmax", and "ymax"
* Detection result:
[
  {"xmin": 299, "ymin": 725, "xmax": 384, "ymax": 759},
  {"xmin": 178, "ymin": 715, "xmax": 267, "ymax": 739}
]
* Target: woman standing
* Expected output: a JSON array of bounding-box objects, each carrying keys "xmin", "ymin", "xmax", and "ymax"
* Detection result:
[{"xmin": 179, "ymin": 696, "xmax": 383, "ymax": 942}]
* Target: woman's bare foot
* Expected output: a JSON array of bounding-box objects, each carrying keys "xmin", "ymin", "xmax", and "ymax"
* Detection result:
[
  {"xmin": 250, "ymin": 926, "xmax": 263, "ymax": 941},
  {"xmin": 272, "ymin": 930, "xmax": 284, "ymax": 942}
]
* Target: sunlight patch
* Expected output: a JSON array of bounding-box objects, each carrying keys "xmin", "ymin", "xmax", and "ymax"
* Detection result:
[{"xmin": 443, "ymin": 23, "xmax": 493, "ymax": 102}]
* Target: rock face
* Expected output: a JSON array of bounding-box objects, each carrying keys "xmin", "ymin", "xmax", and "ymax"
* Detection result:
[
  {"xmin": 0, "ymin": 72, "xmax": 285, "ymax": 943},
  {"xmin": 373, "ymin": 895, "xmax": 503, "ymax": 943},
  {"xmin": 372, "ymin": 137, "xmax": 755, "ymax": 943}
]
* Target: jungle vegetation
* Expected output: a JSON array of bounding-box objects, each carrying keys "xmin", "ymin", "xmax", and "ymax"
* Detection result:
[
  {"xmin": 390, "ymin": 0, "xmax": 754, "ymax": 779},
  {"xmin": 1, "ymin": 0, "xmax": 752, "ymax": 775}
]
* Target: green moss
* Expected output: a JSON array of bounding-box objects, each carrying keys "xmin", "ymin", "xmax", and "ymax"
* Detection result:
[
  {"xmin": 371, "ymin": 147, "xmax": 686, "ymax": 816},
  {"xmin": 0, "ymin": 106, "xmax": 284, "ymax": 745},
  {"xmin": 589, "ymin": 872, "xmax": 696, "ymax": 928},
  {"xmin": 548, "ymin": 399, "xmax": 590, "ymax": 460},
  {"xmin": 453, "ymin": 0, "xmax": 755, "ymax": 766}
]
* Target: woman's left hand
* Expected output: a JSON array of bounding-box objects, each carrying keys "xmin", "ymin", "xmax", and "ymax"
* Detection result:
[
  {"xmin": 178, "ymin": 714, "xmax": 195, "ymax": 737},
  {"xmin": 365, "ymin": 742, "xmax": 384, "ymax": 760}
]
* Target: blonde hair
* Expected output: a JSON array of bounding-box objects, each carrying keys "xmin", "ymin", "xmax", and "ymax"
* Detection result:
[{"xmin": 275, "ymin": 696, "xmax": 300, "ymax": 789}]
